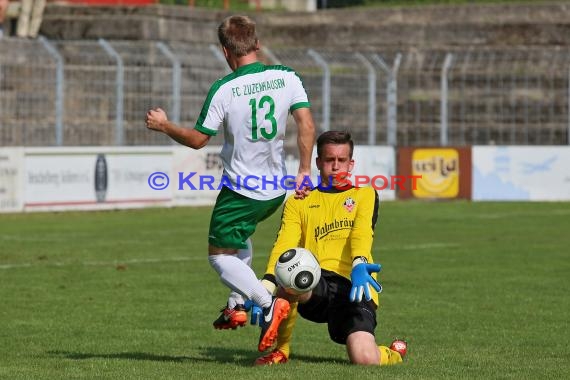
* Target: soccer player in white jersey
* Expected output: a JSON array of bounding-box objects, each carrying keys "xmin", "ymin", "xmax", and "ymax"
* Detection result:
[{"xmin": 145, "ymin": 15, "xmax": 316, "ymax": 352}]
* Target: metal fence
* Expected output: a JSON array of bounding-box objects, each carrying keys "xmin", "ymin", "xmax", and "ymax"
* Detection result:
[{"xmin": 1, "ymin": 37, "xmax": 569, "ymax": 147}]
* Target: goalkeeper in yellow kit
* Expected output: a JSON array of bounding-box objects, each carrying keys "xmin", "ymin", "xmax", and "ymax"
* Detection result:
[{"xmin": 254, "ymin": 130, "xmax": 406, "ymax": 366}]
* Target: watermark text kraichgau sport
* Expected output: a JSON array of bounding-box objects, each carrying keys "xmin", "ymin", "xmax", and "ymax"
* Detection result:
[{"xmin": 148, "ymin": 172, "xmax": 422, "ymax": 191}]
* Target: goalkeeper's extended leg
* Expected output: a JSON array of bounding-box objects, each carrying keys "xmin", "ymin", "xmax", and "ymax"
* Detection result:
[{"xmin": 254, "ymin": 301, "xmax": 298, "ymax": 365}]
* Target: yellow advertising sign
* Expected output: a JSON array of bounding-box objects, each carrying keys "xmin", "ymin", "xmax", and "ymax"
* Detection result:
[{"xmin": 412, "ymin": 149, "xmax": 459, "ymax": 198}]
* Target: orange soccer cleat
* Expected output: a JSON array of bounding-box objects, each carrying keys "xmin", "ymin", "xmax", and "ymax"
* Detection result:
[
  {"xmin": 213, "ymin": 304, "xmax": 247, "ymax": 330},
  {"xmin": 390, "ymin": 339, "xmax": 408, "ymax": 359},
  {"xmin": 253, "ymin": 349, "xmax": 288, "ymax": 366},
  {"xmin": 257, "ymin": 297, "xmax": 290, "ymax": 352}
]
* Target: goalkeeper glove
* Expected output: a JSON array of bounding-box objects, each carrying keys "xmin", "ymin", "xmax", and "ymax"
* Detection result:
[
  {"xmin": 349, "ymin": 257, "xmax": 382, "ymax": 303},
  {"xmin": 244, "ymin": 300, "xmax": 262, "ymax": 326}
]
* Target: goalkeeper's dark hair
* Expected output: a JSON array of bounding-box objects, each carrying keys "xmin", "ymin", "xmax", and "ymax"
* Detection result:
[
  {"xmin": 316, "ymin": 130, "xmax": 354, "ymax": 158},
  {"xmin": 218, "ymin": 15, "xmax": 258, "ymax": 58}
]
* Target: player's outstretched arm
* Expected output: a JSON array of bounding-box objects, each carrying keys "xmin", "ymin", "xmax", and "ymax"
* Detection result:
[{"xmin": 146, "ymin": 108, "xmax": 210, "ymax": 149}]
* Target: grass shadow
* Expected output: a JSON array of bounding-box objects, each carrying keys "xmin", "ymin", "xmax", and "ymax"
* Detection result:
[
  {"xmin": 48, "ymin": 350, "xmax": 205, "ymax": 363},
  {"xmin": 198, "ymin": 347, "xmax": 344, "ymax": 365},
  {"xmin": 49, "ymin": 347, "xmax": 344, "ymax": 366}
]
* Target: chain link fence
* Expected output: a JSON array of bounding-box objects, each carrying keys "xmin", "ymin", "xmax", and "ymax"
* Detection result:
[{"xmin": 1, "ymin": 37, "xmax": 569, "ymax": 147}]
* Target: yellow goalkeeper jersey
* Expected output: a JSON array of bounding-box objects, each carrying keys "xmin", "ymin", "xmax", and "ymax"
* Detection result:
[{"xmin": 265, "ymin": 185, "xmax": 380, "ymax": 304}]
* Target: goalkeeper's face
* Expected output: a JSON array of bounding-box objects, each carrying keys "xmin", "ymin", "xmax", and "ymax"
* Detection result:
[{"xmin": 316, "ymin": 143, "xmax": 354, "ymax": 187}]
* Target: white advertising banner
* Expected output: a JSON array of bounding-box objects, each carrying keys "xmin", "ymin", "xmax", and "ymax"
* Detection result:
[
  {"xmin": 23, "ymin": 147, "xmax": 172, "ymax": 211},
  {"xmin": 1, "ymin": 145, "xmax": 397, "ymax": 213},
  {"xmin": 473, "ymin": 146, "xmax": 570, "ymax": 201},
  {"xmin": 0, "ymin": 148, "xmax": 24, "ymax": 212},
  {"xmin": 352, "ymin": 146, "xmax": 397, "ymax": 201},
  {"xmin": 104, "ymin": 151, "xmax": 172, "ymax": 204},
  {"xmin": 171, "ymin": 146, "xmax": 224, "ymax": 206}
]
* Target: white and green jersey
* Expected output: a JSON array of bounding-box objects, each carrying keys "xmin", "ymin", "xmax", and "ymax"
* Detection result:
[{"xmin": 195, "ymin": 61, "xmax": 311, "ymax": 200}]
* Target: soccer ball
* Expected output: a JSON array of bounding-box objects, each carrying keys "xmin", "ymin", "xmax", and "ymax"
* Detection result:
[{"xmin": 274, "ymin": 248, "xmax": 321, "ymax": 294}]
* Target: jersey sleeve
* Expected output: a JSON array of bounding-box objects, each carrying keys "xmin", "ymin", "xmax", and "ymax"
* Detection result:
[
  {"xmin": 194, "ymin": 80, "xmax": 226, "ymax": 136},
  {"xmin": 264, "ymin": 197, "xmax": 303, "ymax": 278},
  {"xmin": 350, "ymin": 187, "xmax": 380, "ymax": 262},
  {"xmin": 289, "ymin": 71, "xmax": 311, "ymax": 112}
]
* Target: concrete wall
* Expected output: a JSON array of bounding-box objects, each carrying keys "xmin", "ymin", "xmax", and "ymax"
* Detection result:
[{"xmin": 38, "ymin": 2, "xmax": 570, "ymax": 49}]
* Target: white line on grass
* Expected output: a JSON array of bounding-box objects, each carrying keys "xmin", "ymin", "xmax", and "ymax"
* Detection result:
[
  {"xmin": 471, "ymin": 209, "xmax": 570, "ymax": 219},
  {"xmin": 0, "ymin": 256, "xmax": 200, "ymax": 270},
  {"xmin": 1, "ymin": 242, "xmax": 460, "ymax": 270},
  {"xmin": 396, "ymin": 243, "xmax": 460, "ymax": 250},
  {"xmin": 374, "ymin": 242, "xmax": 460, "ymax": 253}
]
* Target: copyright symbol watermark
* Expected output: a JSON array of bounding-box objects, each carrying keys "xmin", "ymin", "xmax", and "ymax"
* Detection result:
[{"xmin": 148, "ymin": 172, "xmax": 169, "ymax": 190}]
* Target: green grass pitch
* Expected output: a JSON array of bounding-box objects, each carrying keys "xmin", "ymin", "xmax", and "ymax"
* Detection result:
[{"xmin": 1, "ymin": 201, "xmax": 569, "ymax": 379}]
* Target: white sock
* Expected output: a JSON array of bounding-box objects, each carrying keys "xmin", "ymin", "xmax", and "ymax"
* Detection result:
[
  {"xmin": 237, "ymin": 238, "xmax": 253, "ymax": 266},
  {"xmin": 227, "ymin": 239, "xmax": 253, "ymax": 309},
  {"xmin": 227, "ymin": 291, "xmax": 244, "ymax": 309},
  {"xmin": 209, "ymin": 253, "xmax": 272, "ymax": 309}
]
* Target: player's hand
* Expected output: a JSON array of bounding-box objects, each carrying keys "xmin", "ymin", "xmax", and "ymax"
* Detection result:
[
  {"xmin": 349, "ymin": 263, "xmax": 382, "ymax": 302},
  {"xmin": 145, "ymin": 108, "xmax": 168, "ymax": 132},
  {"xmin": 244, "ymin": 300, "xmax": 263, "ymax": 326},
  {"xmin": 294, "ymin": 172, "xmax": 312, "ymax": 199}
]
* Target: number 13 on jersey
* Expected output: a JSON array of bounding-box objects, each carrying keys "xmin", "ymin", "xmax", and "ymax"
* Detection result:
[{"xmin": 249, "ymin": 95, "xmax": 277, "ymax": 140}]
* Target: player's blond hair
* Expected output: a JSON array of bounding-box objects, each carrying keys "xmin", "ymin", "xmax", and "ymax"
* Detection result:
[{"xmin": 218, "ymin": 15, "xmax": 259, "ymax": 58}]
